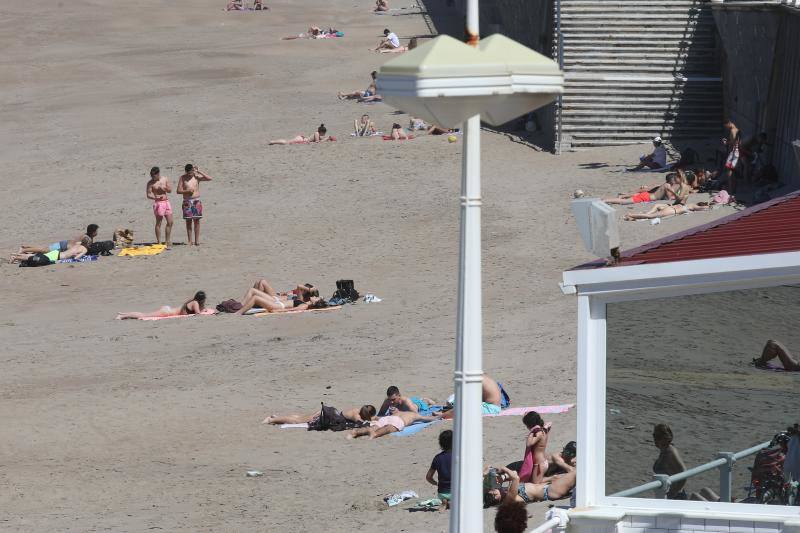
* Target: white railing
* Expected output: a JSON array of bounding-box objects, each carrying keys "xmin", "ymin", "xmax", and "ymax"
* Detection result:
[
  {"xmin": 710, "ymin": 0, "xmax": 800, "ymax": 6},
  {"xmin": 528, "ymin": 508, "xmax": 569, "ymax": 533},
  {"xmin": 612, "ymin": 441, "xmax": 771, "ymax": 502}
]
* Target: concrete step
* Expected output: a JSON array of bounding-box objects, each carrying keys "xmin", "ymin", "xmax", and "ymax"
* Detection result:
[
  {"xmin": 564, "ymin": 32, "xmax": 716, "ymax": 41},
  {"xmin": 560, "ymin": 20, "xmax": 714, "ymax": 29},
  {"xmin": 563, "ymin": 49, "xmax": 717, "ymax": 58},
  {"xmin": 562, "ymin": 43, "xmax": 718, "ymax": 52},
  {"xmin": 562, "ymin": 123, "xmax": 719, "ymax": 132},
  {"xmin": 564, "ymin": 102, "xmax": 722, "ymax": 110}
]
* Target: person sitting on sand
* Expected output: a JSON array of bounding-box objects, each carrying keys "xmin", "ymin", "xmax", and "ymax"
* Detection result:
[
  {"xmin": 10, "ymin": 242, "xmax": 89, "ymax": 264},
  {"xmin": 338, "ymin": 71, "xmax": 378, "ymax": 101},
  {"xmin": 374, "ymin": 28, "xmax": 400, "ymax": 51},
  {"xmin": 354, "ymin": 114, "xmax": 377, "ymax": 136},
  {"xmin": 390, "ymin": 123, "xmax": 408, "ymax": 140},
  {"xmin": 518, "ymin": 411, "xmax": 551, "ymax": 483},
  {"xmin": 544, "ymin": 441, "xmax": 576, "ymax": 477},
  {"xmin": 254, "ymin": 0, "xmax": 267, "ymax": 10},
  {"xmin": 263, "ymin": 405, "xmax": 376, "ymax": 425},
  {"xmin": 269, "ymin": 124, "xmax": 334, "ymax": 145},
  {"xmin": 377, "ymin": 385, "xmax": 437, "ymax": 416},
  {"xmin": 752, "ymin": 339, "xmax": 800, "ymax": 371},
  {"xmin": 235, "ymin": 288, "xmax": 328, "ymax": 315},
  {"xmin": 226, "ymin": 0, "xmax": 243, "ymax": 10},
  {"xmin": 408, "ymin": 116, "xmax": 427, "ymax": 131},
  {"xmin": 18, "ymin": 224, "xmax": 98, "ymax": 256},
  {"xmin": 653, "ymin": 423, "xmax": 687, "ymax": 499},
  {"xmin": 628, "ymin": 136, "xmax": 668, "ymax": 171},
  {"xmin": 348, "ymin": 409, "xmax": 442, "ymax": 439},
  {"xmin": 484, "ymin": 463, "xmax": 576, "ymax": 507},
  {"xmin": 116, "ymin": 291, "xmax": 206, "ymax": 320},
  {"xmin": 375, "ymin": 0, "xmax": 389, "ymax": 11}
]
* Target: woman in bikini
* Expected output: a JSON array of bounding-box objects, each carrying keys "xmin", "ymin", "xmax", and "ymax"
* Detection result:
[
  {"xmin": 235, "ymin": 285, "xmax": 328, "ymax": 315},
  {"xmin": 483, "ymin": 463, "xmax": 576, "ymax": 507},
  {"xmin": 604, "ymin": 173, "xmax": 683, "ymax": 205},
  {"xmin": 269, "ymin": 124, "xmax": 332, "ymax": 145},
  {"xmin": 390, "ymin": 123, "xmax": 408, "ymax": 140},
  {"xmin": 752, "ymin": 339, "xmax": 800, "ymax": 371},
  {"xmin": 116, "ymin": 291, "xmax": 206, "ymax": 320}
]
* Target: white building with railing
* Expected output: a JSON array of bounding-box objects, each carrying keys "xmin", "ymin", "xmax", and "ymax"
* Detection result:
[{"xmin": 548, "ymin": 192, "xmax": 800, "ymax": 533}]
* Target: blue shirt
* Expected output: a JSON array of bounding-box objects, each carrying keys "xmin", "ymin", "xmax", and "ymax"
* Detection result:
[{"xmin": 431, "ymin": 451, "xmax": 452, "ymax": 493}]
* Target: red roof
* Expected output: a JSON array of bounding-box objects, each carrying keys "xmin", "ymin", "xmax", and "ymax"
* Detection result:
[{"xmin": 573, "ymin": 191, "xmax": 800, "ymax": 270}]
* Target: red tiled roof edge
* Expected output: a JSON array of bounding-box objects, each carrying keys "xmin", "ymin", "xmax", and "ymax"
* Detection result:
[{"xmin": 570, "ymin": 190, "xmax": 800, "ymax": 271}]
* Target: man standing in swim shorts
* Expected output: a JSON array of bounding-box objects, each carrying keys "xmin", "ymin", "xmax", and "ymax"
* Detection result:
[
  {"xmin": 177, "ymin": 164, "xmax": 213, "ymax": 246},
  {"xmin": 146, "ymin": 166, "xmax": 173, "ymax": 248}
]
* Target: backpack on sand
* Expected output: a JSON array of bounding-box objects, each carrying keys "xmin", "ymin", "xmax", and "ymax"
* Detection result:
[
  {"xmin": 21, "ymin": 253, "xmax": 54, "ymax": 267},
  {"xmin": 88, "ymin": 240, "xmax": 115, "ymax": 256},
  {"xmin": 330, "ymin": 279, "xmax": 359, "ymax": 304},
  {"xmin": 307, "ymin": 403, "xmax": 366, "ymax": 432}
]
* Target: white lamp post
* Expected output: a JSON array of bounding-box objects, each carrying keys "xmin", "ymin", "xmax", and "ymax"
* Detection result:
[{"xmin": 377, "ymin": 20, "xmax": 563, "ymax": 533}]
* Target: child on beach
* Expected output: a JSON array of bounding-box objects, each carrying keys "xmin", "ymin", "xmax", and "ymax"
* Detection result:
[
  {"xmin": 426, "ymin": 429, "xmax": 453, "ymax": 504},
  {"xmin": 518, "ymin": 411, "xmax": 551, "ymax": 483},
  {"xmin": 177, "ymin": 164, "xmax": 213, "ymax": 246},
  {"xmin": 116, "ymin": 291, "xmax": 207, "ymax": 319}
]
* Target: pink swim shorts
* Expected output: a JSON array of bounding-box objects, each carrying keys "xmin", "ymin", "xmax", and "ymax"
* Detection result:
[
  {"xmin": 374, "ymin": 415, "xmax": 406, "ymax": 431},
  {"xmin": 153, "ymin": 199, "xmax": 173, "ymax": 217}
]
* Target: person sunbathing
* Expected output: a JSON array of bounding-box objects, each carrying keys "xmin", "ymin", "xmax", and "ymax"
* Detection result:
[
  {"xmin": 10, "ymin": 243, "xmax": 88, "ymax": 264},
  {"xmin": 622, "ymin": 202, "xmax": 711, "ymax": 221},
  {"xmin": 375, "ymin": 0, "xmax": 389, "ymax": 11},
  {"xmin": 408, "ymin": 116, "xmax": 427, "ymax": 131},
  {"xmin": 604, "ymin": 174, "xmax": 682, "ymax": 205},
  {"xmin": 252, "ymin": 279, "xmax": 319, "ymax": 301},
  {"xmin": 354, "ymin": 114, "xmax": 377, "ymax": 136},
  {"xmin": 427, "ymin": 124, "xmax": 457, "ymax": 135},
  {"xmin": 269, "ymin": 124, "xmax": 334, "ymax": 145},
  {"xmin": 377, "ymin": 385, "xmax": 437, "ymax": 416},
  {"xmin": 19, "ymin": 225, "xmax": 98, "ymax": 255},
  {"xmin": 347, "ymin": 410, "xmax": 442, "ymax": 439},
  {"xmin": 338, "ymin": 71, "xmax": 378, "ymax": 100},
  {"xmin": 484, "ymin": 464, "xmax": 575, "ymax": 507},
  {"xmin": 254, "ymin": 0, "xmax": 267, "ymax": 9},
  {"xmin": 225, "ymin": 0, "xmax": 243, "ymax": 10},
  {"xmin": 263, "ymin": 405, "xmax": 376, "ymax": 425},
  {"xmin": 235, "ymin": 288, "xmax": 328, "ymax": 315},
  {"xmin": 390, "ymin": 123, "xmax": 409, "ymax": 140},
  {"xmin": 116, "ymin": 291, "xmax": 206, "ymax": 320},
  {"xmin": 752, "ymin": 339, "xmax": 800, "ymax": 371}
]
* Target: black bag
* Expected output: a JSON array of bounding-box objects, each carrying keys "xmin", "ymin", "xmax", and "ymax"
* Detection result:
[
  {"xmin": 331, "ymin": 279, "xmax": 359, "ymax": 303},
  {"xmin": 88, "ymin": 240, "xmax": 115, "ymax": 256},
  {"xmin": 307, "ymin": 403, "xmax": 365, "ymax": 432},
  {"xmin": 20, "ymin": 252, "xmax": 54, "ymax": 267},
  {"xmin": 216, "ymin": 299, "xmax": 243, "ymax": 313}
]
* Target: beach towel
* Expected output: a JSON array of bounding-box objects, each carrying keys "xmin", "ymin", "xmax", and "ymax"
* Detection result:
[
  {"xmin": 253, "ymin": 305, "xmax": 342, "ymax": 317},
  {"xmin": 118, "ymin": 244, "xmax": 167, "ymax": 257},
  {"xmin": 139, "ymin": 308, "xmax": 217, "ymax": 321},
  {"xmin": 350, "ymin": 131, "xmax": 384, "ymax": 137},
  {"xmin": 391, "ymin": 418, "xmax": 444, "ymax": 437},
  {"xmin": 58, "ymin": 255, "xmax": 98, "ymax": 264},
  {"xmin": 280, "ymin": 423, "xmax": 309, "ymax": 429},
  {"xmin": 382, "ymin": 135, "xmax": 414, "ymax": 141},
  {"xmin": 484, "ymin": 403, "xmax": 575, "ymax": 417}
]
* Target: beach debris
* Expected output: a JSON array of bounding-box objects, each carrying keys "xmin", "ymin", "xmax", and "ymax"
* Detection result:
[
  {"xmin": 363, "ymin": 294, "xmax": 382, "ymax": 303},
  {"xmin": 384, "ymin": 490, "xmax": 418, "ymax": 506},
  {"xmin": 246, "ymin": 470, "xmax": 263, "ymax": 477},
  {"xmin": 609, "ymin": 408, "xmax": 621, "ymax": 415}
]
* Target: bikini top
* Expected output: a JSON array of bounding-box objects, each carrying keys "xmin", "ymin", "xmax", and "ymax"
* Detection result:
[{"xmin": 530, "ymin": 422, "xmax": 553, "ymax": 435}]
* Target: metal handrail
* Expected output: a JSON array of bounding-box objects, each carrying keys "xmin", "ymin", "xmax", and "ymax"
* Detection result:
[
  {"xmin": 529, "ymin": 516, "xmax": 561, "ymax": 533},
  {"xmin": 611, "ymin": 440, "xmax": 771, "ymax": 501}
]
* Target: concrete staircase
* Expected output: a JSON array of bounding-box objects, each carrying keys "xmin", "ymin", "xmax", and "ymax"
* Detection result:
[{"xmin": 554, "ymin": 0, "xmax": 723, "ymax": 149}]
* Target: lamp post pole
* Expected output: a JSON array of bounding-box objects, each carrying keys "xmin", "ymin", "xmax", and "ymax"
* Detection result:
[{"xmin": 450, "ymin": 0, "xmax": 483, "ymax": 529}]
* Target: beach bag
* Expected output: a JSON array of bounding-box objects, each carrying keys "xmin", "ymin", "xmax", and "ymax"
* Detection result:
[
  {"xmin": 331, "ymin": 279, "xmax": 359, "ymax": 303},
  {"xmin": 20, "ymin": 253, "xmax": 54, "ymax": 267},
  {"xmin": 216, "ymin": 299, "xmax": 243, "ymax": 313},
  {"xmin": 88, "ymin": 240, "xmax": 115, "ymax": 256},
  {"xmin": 307, "ymin": 403, "xmax": 358, "ymax": 432}
]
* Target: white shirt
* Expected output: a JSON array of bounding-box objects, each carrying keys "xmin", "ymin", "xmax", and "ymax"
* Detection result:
[
  {"xmin": 651, "ymin": 144, "xmax": 667, "ymax": 167},
  {"xmin": 387, "ymin": 32, "xmax": 400, "ymax": 48}
]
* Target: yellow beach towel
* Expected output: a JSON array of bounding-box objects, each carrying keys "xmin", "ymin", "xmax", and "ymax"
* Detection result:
[{"xmin": 117, "ymin": 244, "xmax": 167, "ymax": 257}]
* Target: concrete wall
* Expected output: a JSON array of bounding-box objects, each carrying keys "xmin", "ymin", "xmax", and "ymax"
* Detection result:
[
  {"xmin": 568, "ymin": 513, "xmax": 795, "ymax": 533},
  {"xmin": 714, "ymin": 8, "xmax": 800, "ymax": 188}
]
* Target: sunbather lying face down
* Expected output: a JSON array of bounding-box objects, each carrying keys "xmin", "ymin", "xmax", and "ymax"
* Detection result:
[
  {"xmin": 484, "ymin": 463, "xmax": 576, "ymax": 507},
  {"xmin": 116, "ymin": 291, "xmax": 206, "ymax": 319},
  {"xmin": 347, "ymin": 410, "xmax": 442, "ymax": 440},
  {"xmin": 269, "ymin": 124, "xmax": 334, "ymax": 145},
  {"xmin": 263, "ymin": 405, "xmax": 377, "ymax": 425}
]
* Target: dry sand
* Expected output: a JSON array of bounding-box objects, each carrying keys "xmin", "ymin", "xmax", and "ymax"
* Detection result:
[{"xmin": 0, "ymin": 0, "xmax": 738, "ymax": 530}]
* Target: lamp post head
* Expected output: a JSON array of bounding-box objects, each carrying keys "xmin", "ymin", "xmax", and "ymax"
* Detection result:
[{"xmin": 376, "ymin": 34, "xmax": 563, "ymax": 128}]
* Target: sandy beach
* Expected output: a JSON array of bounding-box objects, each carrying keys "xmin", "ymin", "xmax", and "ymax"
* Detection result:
[{"xmin": 0, "ymin": 0, "xmax": 741, "ymax": 530}]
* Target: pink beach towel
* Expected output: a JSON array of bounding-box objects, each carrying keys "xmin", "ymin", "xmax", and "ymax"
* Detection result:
[
  {"xmin": 484, "ymin": 403, "xmax": 575, "ymax": 417},
  {"xmin": 518, "ymin": 422, "xmax": 553, "ymax": 482},
  {"xmin": 139, "ymin": 308, "xmax": 217, "ymax": 321}
]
